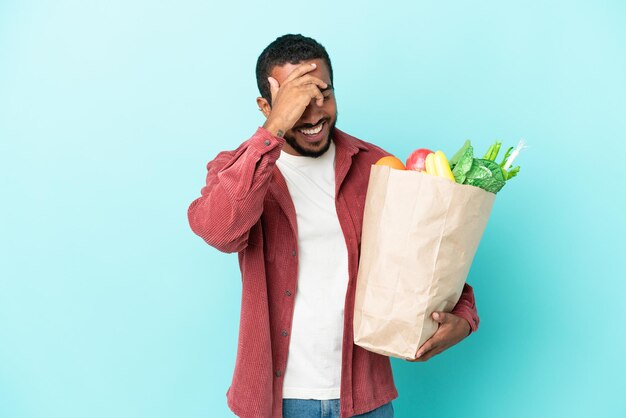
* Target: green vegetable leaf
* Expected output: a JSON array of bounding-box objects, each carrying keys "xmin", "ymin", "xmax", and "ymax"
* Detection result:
[
  {"xmin": 506, "ymin": 166, "xmax": 520, "ymax": 180},
  {"xmin": 483, "ymin": 141, "xmax": 502, "ymax": 161},
  {"xmin": 483, "ymin": 144, "xmax": 494, "ymax": 160},
  {"xmin": 465, "ymin": 158, "xmax": 506, "ymax": 193},
  {"xmin": 452, "ymin": 145, "xmax": 474, "ymax": 184},
  {"xmin": 491, "ymin": 141, "xmax": 502, "ymax": 160},
  {"xmin": 500, "ymin": 147, "xmax": 514, "ymax": 168},
  {"xmin": 449, "ymin": 140, "xmax": 471, "ymax": 168}
]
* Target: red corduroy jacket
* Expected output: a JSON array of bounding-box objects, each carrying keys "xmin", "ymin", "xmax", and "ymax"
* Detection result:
[{"xmin": 188, "ymin": 127, "xmax": 480, "ymax": 418}]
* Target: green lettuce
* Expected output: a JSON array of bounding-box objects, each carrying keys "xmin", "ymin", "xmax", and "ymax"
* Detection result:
[
  {"xmin": 452, "ymin": 145, "xmax": 474, "ymax": 184},
  {"xmin": 449, "ymin": 139, "xmax": 471, "ymax": 168},
  {"xmin": 465, "ymin": 159, "xmax": 506, "ymax": 193},
  {"xmin": 448, "ymin": 140, "xmax": 515, "ymax": 194}
]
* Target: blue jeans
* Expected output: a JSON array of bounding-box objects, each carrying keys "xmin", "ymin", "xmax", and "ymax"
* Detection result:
[{"xmin": 282, "ymin": 399, "xmax": 393, "ymax": 418}]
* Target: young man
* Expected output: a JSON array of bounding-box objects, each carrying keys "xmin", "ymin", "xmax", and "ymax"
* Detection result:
[{"xmin": 188, "ymin": 34, "xmax": 479, "ymax": 418}]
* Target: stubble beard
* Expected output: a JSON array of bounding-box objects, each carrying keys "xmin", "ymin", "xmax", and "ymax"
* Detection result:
[{"xmin": 284, "ymin": 120, "xmax": 336, "ymax": 158}]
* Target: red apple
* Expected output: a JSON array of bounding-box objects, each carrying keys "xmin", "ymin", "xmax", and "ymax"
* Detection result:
[{"xmin": 406, "ymin": 148, "xmax": 434, "ymax": 171}]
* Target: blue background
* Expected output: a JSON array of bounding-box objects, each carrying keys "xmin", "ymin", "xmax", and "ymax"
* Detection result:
[{"xmin": 1, "ymin": 1, "xmax": 625, "ymax": 417}]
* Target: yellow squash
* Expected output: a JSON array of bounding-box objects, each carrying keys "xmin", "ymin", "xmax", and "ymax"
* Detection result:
[
  {"xmin": 433, "ymin": 151, "xmax": 455, "ymax": 182},
  {"xmin": 424, "ymin": 153, "xmax": 437, "ymax": 176}
]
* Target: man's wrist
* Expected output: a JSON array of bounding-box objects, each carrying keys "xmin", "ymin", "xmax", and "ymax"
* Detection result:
[{"xmin": 262, "ymin": 118, "xmax": 288, "ymax": 138}]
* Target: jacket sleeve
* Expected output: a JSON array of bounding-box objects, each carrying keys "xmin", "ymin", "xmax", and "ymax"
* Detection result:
[
  {"xmin": 187, "ymin": 127, "xmax": 284, "ymax": 253},
  {"xmin": 451, "ymin": 283, "xmax": 480, "ymax": 334}
]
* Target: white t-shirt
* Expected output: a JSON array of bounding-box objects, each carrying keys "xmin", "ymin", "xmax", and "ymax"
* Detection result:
[{"xmin": 275, "ymin": 142, "xmax": 350, "ymax": 400}]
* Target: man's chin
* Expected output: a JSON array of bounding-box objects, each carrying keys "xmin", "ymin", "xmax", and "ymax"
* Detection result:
[{"xmin": 285, "ymin": 126, "xmax": 335, "ymax": 158}]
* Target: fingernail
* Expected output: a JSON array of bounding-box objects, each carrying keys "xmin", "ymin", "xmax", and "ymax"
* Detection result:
[
  {"xmin": 311, "ymin": 63, "xmax": 316, "ymax": 68},
  {"xmin": 433, "ymin": 312, "xmax": 440, "ymax": 320}
]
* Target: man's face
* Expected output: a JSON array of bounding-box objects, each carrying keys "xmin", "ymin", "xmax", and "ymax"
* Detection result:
[{"xmin": 268, "ymin": 59, "xmax": 337, "ymax": 157}]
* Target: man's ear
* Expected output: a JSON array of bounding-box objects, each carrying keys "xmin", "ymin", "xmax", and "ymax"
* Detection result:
[{"xmin": 256, "ymin": 97, "xmax": 272, "ymax": 118}]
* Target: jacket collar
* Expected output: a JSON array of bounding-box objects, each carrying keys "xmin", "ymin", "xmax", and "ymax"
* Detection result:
[
  {"xmin": 333, "ymin": 127, "xmax": 370, "ymax": 157},
  {"xmin": 332, "ymin": 128, "xmax": 368, "ymax": 196},
  {"xmin": 268, "ymin": 127, "xmax": 368, "ymax": 237}
]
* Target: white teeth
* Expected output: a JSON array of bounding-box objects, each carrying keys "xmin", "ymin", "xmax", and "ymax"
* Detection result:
[{"xmin": 299, "ymin": 122, "xmax": 324, "ymax": 135}]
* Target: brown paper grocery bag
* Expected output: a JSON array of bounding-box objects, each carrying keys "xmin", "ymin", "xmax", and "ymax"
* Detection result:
[{"xmin": 354, "ymin": 165, "xmax": 495, "ymax": 359}]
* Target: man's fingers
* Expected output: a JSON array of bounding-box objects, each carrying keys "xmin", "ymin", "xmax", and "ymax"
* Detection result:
[
  {"xmin": 432, "ymin": 311, "xmax": 447, "ymax": 324},
  {"xmin": 291, "ymin": 74, "xmax": 328, "ymax": 89},
  {"xmin": 295, "ymin": 76, "xmax": 327, "ymax": 106},
  {"xmin": 268, "ymin": 72, "xmax": 327, "ymax": 107},
  {"xmin": 306, "ymin": 84, "xmax": 325, "ymax": 107},
  {"xmin": 284, "ymin": 62, "xmax": 318, "ymax": 84},
  {"xmin": 415, "ymin": 338, "xmax": 440, "ymax": 360},
  {"xmin": 414, "ymin": 326, "xmax": 447, "ymax": 359},
  {"xmin": 407, "ymin": 346, "xmax": 434, "ymax": 362},
  {"xmin": 415, "ymin": 343, "xmax": 431, "ymax": 359},
  {"xmin": 268, "ymin": 77, "xmax": 279, "ymax": 103},
  {"xmin": 407, "ymin": 313, "xmax": 470, "ymax": 364},
  {"xmin": 416, "ymin": 346, "xmax": 443, "ymax": 362},
  {"xmin": 408, "ymin": 338, "xmax": 444, "ymax": 362}
]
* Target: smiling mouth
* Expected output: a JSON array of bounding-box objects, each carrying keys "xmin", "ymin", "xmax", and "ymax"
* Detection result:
[
  {"xmin": 298, "ymin": 120, "xmax": 324, "ymax": 135},
  {"xmin": 296, "ymin": 120, "xmax": 326, "ymax": 143}
]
